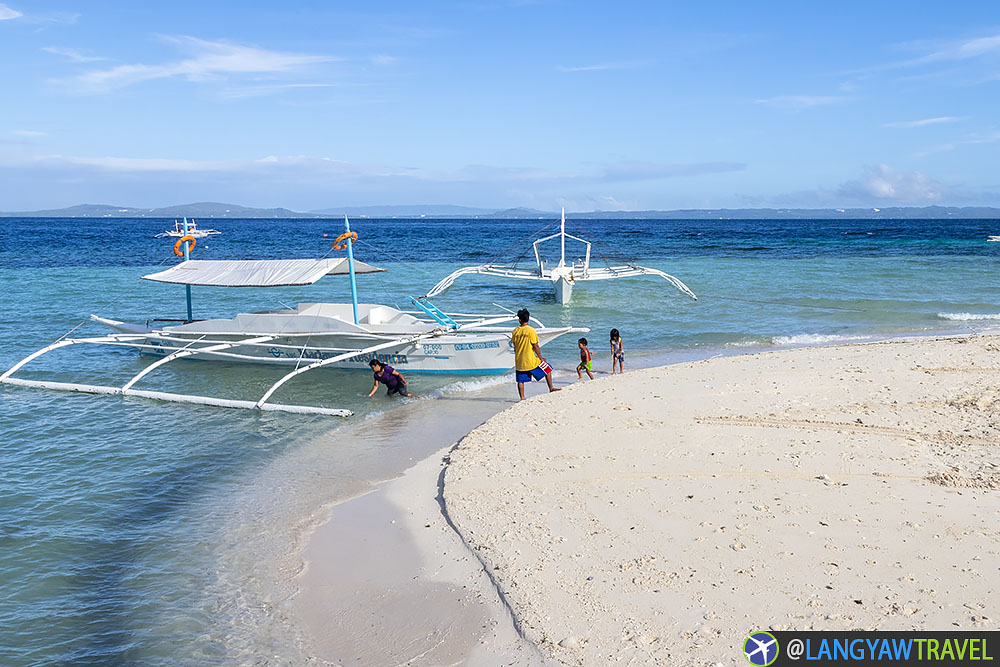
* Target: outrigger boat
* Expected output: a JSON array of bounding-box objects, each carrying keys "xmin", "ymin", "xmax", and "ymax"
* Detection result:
[
  {"xmin": 154, "ymin": 218, "xmax": 221, "ymax": 239},
  {"xmin": 1, "ymin": 218, "xmax": 586, "ymax": 417},
  {"xmin": 426, "ymin": 209, "xmax": 698, "ymax": 305}
]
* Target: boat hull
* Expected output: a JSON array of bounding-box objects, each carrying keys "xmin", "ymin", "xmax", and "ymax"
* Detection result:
[
  {"xmin": 554, "ymin": 276, "xmax": 573, "ymax": 304},
  {"xmin": 98, "ymin": 320, "xmax": 576, "ymax": 374}
]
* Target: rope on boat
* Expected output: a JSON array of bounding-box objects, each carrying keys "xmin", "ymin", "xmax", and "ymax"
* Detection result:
[
  {"xmin": 351, "ymin": 238, "xmax": 411, "ymax": 310},
  {"xmin": 53, "ymin": 253, "xmax": 179, "ymax": 344},
  {"xmin": 500, "ymin": 219, "xmax": 561, "ymax": 269}
]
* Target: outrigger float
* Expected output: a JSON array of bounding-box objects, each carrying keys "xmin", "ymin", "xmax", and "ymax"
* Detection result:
[
  {"xmin": 1, "ymin": 218, "xmax": 587, "ymax": 417},
  {"xmin": 426, "ymin": 208, "xmax": 698, "ymax": 305}
]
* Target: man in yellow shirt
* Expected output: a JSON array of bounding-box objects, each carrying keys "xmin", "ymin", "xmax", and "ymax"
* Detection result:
[{"xmin": 512, "ymin": 308, "xmax": 560, "ymax": 400}]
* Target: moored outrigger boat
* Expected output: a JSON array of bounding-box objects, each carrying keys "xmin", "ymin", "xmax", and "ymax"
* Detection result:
[
  {"xmin": 154, "ymin": 218, "xmax": 221, "ymax": 239},
  {"xmin": 1, "ymin": 217, "xmax": 587, "ymax": 417},
  {"xmin": 426, "ymin": 208, "xmax": 698, "ymax": 305}
]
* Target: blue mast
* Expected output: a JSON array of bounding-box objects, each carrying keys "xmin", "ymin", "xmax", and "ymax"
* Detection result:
[
  {"xmin": 183, "ymin": 217, "xmax": 193, "ymax": 322},
  {"xmin": 344, "ymin": 215, "xmax": 359, "ymax": 324}
]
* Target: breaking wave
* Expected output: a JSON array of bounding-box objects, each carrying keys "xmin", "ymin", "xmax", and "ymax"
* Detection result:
[
  {"xmin": 937, "ymin": 312, "xmax": 1000, "ymax": 321},
  {"xmin": 772, "ymin": 333, "xmax": 873, "ymax": 346},
  {"xmin": 726, "ymin": 333, "xmax": 873, "ymax": 348},
  {"xmin": 428, "ymin": 374, "xmax": 511, "ymax": 398}
]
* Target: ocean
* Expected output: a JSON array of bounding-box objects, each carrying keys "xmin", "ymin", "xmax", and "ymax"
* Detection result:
[{"xmin": 1, "ymin": 216, "xmax": 999, "ymax": 664}]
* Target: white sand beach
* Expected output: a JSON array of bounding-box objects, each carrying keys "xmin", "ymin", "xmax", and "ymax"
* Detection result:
[
  {"xmin": 442, "ymin": 334, "xmax": 1000, "ymax": 664},
  {"xmin": 295, "ymin": 334, "xmax": 1000, "ymax": 665}
]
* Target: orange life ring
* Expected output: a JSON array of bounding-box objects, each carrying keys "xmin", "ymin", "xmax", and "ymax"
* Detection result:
[
  {"xmin": 173, "ymin": 235, "xmax": 196, "ymax": 257},
  {"xmin": 332, "ymin": 231, "xmax": 358, "ymax": 250}
]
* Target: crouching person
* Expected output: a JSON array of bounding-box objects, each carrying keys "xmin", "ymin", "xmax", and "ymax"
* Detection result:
[{"xmin": 367, "ymin": 359, "xmax": 415, "ymax": 397}]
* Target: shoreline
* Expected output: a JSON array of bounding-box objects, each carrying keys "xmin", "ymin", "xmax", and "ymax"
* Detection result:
[
  {"xmin": 289, "ymin": 378, "xmax": 547, "ymax": 665},
  {"xmin": 289, "ymin": 331, "xmax": 1000, "ymax": 664},
  {"xmin": 443, "ymin": 333, "xmax": 1000, "ymax": 664}
]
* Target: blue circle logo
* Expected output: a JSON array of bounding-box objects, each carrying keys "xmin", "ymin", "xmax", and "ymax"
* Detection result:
[{"xmin": 744, "ymin": 631, "xmax": 779, "ymax": 666}]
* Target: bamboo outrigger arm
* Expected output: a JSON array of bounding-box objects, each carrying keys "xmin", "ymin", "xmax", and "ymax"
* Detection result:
[
  {"xmin": 0, "ymin": 331, "xmax": 447, "ymax": 417},
  {"xmin": 0, "ymin": 335, "xmax": 142, "ymax": 381},
  {"xmin": 581, "ymin": 265, "xmax": 697, "ymax": 300},
  {"xmin": 425, "ymin": 265, "xmax": 550, "ymax": 298},
  {"xmin": 254, "ymin": 332, "xmax": 438, "ymax": 408},
  {"xmin": 425, "ymin": 263, "xmax": 697, "ymax": 300},
  {"xmin": 119, "ymin": 335, "xmax": 278, "ymax": 391}
]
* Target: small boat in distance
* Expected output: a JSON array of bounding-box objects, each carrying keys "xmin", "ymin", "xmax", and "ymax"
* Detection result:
[
  {"xmin": 154, "ymin": 219, "xmax": 221, "ymax": 239},
  {"xmin": 426, "ymin": 208, "xmax": 697, "ymax": 305},
  {"xmin": 988, "ymin": 235, "xmax": 1000, "ymax": 242}
]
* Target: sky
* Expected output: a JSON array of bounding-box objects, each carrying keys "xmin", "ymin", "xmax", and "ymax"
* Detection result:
[{"xmin": 1, "ymin": 1, "xmax": 999, "ymax": 212}]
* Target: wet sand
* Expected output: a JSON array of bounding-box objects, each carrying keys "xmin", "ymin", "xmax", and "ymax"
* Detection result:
[
  {"xmin": 293, "ymin": 334, "xmax": 1000, "ymax": 665},
  {"xmin": 291, "ymin": 380, "xmax": 553, "ymax": 666}
]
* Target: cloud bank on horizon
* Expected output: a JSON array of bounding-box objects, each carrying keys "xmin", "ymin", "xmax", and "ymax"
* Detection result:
[{"xmin": 0, "ymin": 2, "xmax": 998, "ymax": 211}]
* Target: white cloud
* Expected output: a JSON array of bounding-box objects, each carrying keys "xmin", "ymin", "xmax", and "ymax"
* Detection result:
[
  {"xmin": 0, "ymin": 3, "xmax": 21, "ymax": 19},
  {"xmin": 883, "ymin": 116, "xmax": 962, "ymax": 128},
  {"xmin": 23, "ymin": 11, "xmax": 78, "ymax": 25},
  {"xmin": 754, "ymin": 95, "xmax": 850, "ymax": 110},
  {"xmin": 0, "ymin": 152, "xmax": 745, "ymax": 200},
  {"xmin": 555, "ymin": 62, "xmax": 641, "ymax": 72},
  {"xmin": 867, "ymin": 32, "xmax": 1000, "ymax": 73},
  {"xmin": 218, "ymin": 82, "xmax": 341, "ymax": 99},
  {"xmin": 747, "ymin": 164, "xmax": 969, "ymax": 207},
  {"xmin": 600, "ymin": 160, "xmax": 745, "ymax": 182},
  {"xmin": 835, "ymin": 164, "xmax": 949, "ymax": 203},
  {"xmin": 916, "ymin": 129, "xmax": 1000, "ymax": 156},
  {"xmin": 73, "ymin": 36, "xmax": 336, "ymax": 93},
  {"xmin": 42, "ymin": 46, "xmax": 105, "ymax": 63},
  {"xmin": 573, "ymin": 195, "xmax": 634, "ymax": 211},
  {"xmin": 12, "ymin": 129, "xmax": 46, "ymax": 137},
  {"xmin": 917, "ymin": 33, "xmax": 1000, "ymax": 64},
  {"xmin": 54, "ymin": 155, "xmax": 233, "ymax": 172}
]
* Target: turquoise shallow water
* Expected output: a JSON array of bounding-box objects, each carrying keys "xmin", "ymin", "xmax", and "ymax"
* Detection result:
[{"xmin": 2, "ymin": 217, "xmax": 1000, "ymax": 664}]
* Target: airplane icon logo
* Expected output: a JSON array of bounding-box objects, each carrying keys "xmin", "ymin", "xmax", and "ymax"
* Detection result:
[{"xmin": 743, "ymin": 631, "xmax": 779, "ymax": 666}]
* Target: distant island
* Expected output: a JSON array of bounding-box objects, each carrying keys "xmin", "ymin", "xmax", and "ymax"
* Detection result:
[{"xmin": 2, "ymin": 201, "xmax": 1000, "ymax": 220}]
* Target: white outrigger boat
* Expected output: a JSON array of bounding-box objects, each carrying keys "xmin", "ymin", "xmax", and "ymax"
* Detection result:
[
  {"xmin": 426, "ymin": 209, "xmax": 698, "ymax": 305},
  {"xmin": 1, "ymin": 218, "xmax": 586, "ymax": 417},
  {"xmin": 154, "ymin": 219, "xmax": 221, "ymax": 239}
]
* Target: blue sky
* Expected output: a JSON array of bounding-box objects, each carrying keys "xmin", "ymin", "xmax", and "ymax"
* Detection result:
[{"xmin": 1, "ymin": 1, "xmax": 999, "ymax": 211}]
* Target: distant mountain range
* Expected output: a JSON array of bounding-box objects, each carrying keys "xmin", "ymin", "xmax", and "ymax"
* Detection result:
[
  {"xmin": 2, "ymin": 202, "xmax": 1000, "ymax": 220},
  {"xmin": 0, "ymin": 202, "xmax": 317, "ymax": 219},
  {"xmin": 311, "ymin": 204, "xmax": 497, "ymax": 217}
]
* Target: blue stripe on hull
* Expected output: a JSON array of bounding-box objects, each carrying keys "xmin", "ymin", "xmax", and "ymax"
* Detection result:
[
  {"xmin": 137, "ymin": 350, "xmax": 511, "ymax": 375},
  {"xmin": 403, "ymin": 367, "xmax": 510, "ymax": 375}
]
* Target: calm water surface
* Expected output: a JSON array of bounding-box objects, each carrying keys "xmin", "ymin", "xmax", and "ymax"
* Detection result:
[{"xmin": 1, "ymin": 217, "xmax": 999, "ymax": 664}]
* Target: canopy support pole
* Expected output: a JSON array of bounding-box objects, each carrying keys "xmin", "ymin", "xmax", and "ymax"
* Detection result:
[
  {"xmin": 183, "ymin": 217, "xmax": 193, "ymax": 322},
  {"xmin": 559, "ymin": 207, "xmax": 566, "ymax": 268},
  {"xmin": 345, "ymin": 215, "xmax": 359, "ymax": 325}
]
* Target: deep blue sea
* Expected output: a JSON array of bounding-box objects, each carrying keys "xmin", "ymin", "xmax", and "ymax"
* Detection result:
[{"xmin": 2, "ymin": 216, "xmax": 999, "ymax": 664}]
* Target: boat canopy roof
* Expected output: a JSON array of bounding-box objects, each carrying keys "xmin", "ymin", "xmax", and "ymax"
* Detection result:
[{"xmin": 142, "ymin": 258, "xmax": 386, "ymax": 287}]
